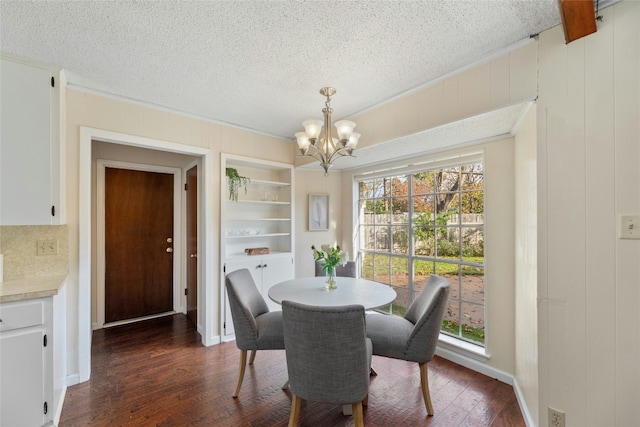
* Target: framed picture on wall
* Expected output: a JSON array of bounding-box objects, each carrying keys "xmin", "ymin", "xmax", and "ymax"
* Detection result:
[{"xmin": 309, "ymin": 193, "xmax": 329, "ymax": 231}]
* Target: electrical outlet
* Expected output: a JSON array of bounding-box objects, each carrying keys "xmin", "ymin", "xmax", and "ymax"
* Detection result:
[
  {"xmin": 36, "ymin": 239, "xmax": 59, "ymax": 256},
  {"xmin": 549, "ymin": 407, "xmax": 565, "ymax": 427}
]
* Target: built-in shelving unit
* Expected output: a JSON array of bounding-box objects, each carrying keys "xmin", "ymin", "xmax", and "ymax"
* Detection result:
[
  {"xmin": 221, "ymin": 154, "xmax": 294, "ymax": 260},
  {"xmin": 220, "ymin": 154, "xmax": 295, "ymax": 339}
]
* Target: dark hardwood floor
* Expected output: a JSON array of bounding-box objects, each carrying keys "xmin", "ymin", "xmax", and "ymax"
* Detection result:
[{"xmin": 60, "ymin": 314, "xmax": 525, "ymax": 426}]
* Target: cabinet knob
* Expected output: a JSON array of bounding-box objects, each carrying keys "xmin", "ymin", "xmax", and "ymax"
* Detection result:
[{"xmin": 190, "ymin": 253, "xmax": 197, "ymax": 258}]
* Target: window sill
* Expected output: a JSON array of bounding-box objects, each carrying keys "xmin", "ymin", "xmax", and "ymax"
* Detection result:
[{"xmin": 437, "ymin": 333, "xmax": 489, "ymax": 362}]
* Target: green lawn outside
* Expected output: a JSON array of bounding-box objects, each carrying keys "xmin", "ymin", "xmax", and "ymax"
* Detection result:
[{"xmin": 364, "ymin": 253, "xmax": 485, "ymax": 345}]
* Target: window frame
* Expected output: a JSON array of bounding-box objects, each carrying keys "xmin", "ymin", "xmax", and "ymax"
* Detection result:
[{"xmin": 355, "ymin": 153, "xmax": 486, "ymax": 347}]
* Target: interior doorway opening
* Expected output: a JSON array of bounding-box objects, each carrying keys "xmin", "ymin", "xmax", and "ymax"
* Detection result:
[{"xmin": 78, "ymin": 127, "xmax": 215, "ymax": 384}]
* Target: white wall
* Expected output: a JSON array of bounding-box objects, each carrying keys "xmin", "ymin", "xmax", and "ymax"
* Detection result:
[
  {"xmin": 294, "ymin": 169, "xmax": 344, "ymax": 277},
  {"xmin": 514, "ymin": 104, "xmax": 538, "ymax": 426},
  {"xmin": 537, "ymin": 2, "xmax": 640, "ymax": 426},
  {"xmin": 483, "ymin": 137, "xmax": 516, "ymax": 375}
]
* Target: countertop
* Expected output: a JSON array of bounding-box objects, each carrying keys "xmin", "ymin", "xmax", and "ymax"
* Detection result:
[{"xmin": 0, "ymin": 275, "xmax": 67, "ymax": 302}]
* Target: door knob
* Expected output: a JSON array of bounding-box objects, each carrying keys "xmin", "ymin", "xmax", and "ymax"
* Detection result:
[
  {"xmin": 190, "ymin": 254, "xmax": 197, "ymax": 258},
  {"xmin": 166, "ymin": 247, "xmax": 173, "ymax": 253}
]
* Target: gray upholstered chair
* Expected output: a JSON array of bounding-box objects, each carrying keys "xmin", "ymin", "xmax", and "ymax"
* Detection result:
[
  {"xmin": 365, "ymin": 274, "xmax": 450, "ymax": 415},
  {"xmin": 225, "ymin": 268, "xmax": 284, "ymax": 397},
  {"xmin": 282, "ymin": 301, "xmax": 371, "ymax": 427},
  {"xmin": 314, "ymin": 260, "xmax": 357, "ymax": 278}
]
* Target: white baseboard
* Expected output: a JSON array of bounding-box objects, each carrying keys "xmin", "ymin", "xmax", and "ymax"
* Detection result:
[
  {"xmin": 513, "ymin": 378, "xmax": 535, "ymax": 427},
  {"xmin": 65, "ymin": 373, "xmax": 80, "ymax": 387},
  {"xmin": 53, "ymin": 386, "xmax": 67, "ymax": 426},
  {"xmin": 435, "ymin": 345, "xmax": 513, "ymax": 385},
  {"xmin": 435, "ymin": 345, "xmax": 536, "ymax": 427}
]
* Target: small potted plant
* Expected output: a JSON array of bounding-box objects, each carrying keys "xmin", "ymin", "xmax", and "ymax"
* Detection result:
[{"xmin": 226, "ymin": 167, "xmax": 250, "ymax": 201}]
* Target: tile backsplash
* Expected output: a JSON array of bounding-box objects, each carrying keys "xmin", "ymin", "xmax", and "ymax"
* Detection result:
[{"xmin": 0, "ymin": 225, "xmax": 69, "ymax": 281}]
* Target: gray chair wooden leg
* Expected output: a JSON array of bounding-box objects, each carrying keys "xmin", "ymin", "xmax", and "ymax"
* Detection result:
[
  {"xmin": 420, "ymin": 362, "xmax": 434, "ymax": 415},
  {"xmin": 232, "ymin": 350, "xmax": 248, "ymax": 398},
  {"xmin": 248, "ymin": 349, "xmax": 257, "ymax": 364},
  {"xmin": 352, "ymin": 401, "xmax": 364, "ymax": 427},
  {"xmin": 288, "ymin": 394, "xmax": 302, "ymax": 427}
]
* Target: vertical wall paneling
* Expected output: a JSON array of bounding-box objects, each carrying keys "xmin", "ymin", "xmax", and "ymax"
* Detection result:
[
  {"xmin": 613, "ymin": 2, "xmax": 640, "ymax": 425},
  {"xmin": 442, "ymin": 78, "xmax": 459, "ymax": 121},
  {"xmin": 538, "ymin": 2, "xmax": 640, "ymax": 426},
  {"xmin": 584, "ymin": 9, "xmax": 616, "ymax": 426},
  {"xmin": 563, "ymin": 29, "xmax": 590, "ymax": 427},
  {"xmin": 417, "ymin": 83, "xmax": 446, "ymax": 131},
  {"xmin": 394, "ymin": 91, "xmax": 421, "ymax": 137},
  {"xmin": 458, "ymin": 62, "xmax": 491, "ymax": 119},
  {"xmin": 509, "ymin": 42, "xmax": 538, "ymax": 103},
  {"xmin": 490, "ymin": 55, "xmax": 510, "ymax": 108}
]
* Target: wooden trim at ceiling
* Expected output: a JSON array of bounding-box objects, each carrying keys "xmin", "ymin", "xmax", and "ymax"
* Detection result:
[{"xmin": 558, "ymin": 0, "xmax": 598, "ymax": 44}]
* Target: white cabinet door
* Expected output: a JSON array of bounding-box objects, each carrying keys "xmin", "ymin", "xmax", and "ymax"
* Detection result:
[
  {"xmin": 0, "ymin": 330, "xmax": 47, "ymax": 427},
  {"xmin": 260, "ymin": 255, "xmax": 293, "ymax": 312},
  {"xmin": 0, "ymin": 57, "xmax": 58, "ymax": 225},
  {"xmin": 0, "ymin": 297, "xmax": 53, "ymax": 426},
  {"xmin": 223, "ymin": 255, "xmax": 293, "ymax": 338}
]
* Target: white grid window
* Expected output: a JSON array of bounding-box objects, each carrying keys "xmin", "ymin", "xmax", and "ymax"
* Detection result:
[{"xmin": 357, "ymin": 161, "xmax": 485, "ymax": 346}]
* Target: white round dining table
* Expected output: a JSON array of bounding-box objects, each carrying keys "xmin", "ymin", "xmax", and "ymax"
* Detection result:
[{"xmin": 268, "ymin": 276, "xmax": 397, "ymax": 310}]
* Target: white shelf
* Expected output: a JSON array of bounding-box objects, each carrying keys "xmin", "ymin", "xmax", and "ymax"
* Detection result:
[
  {"xmin": 227, "ymin": 218, "xmax": 290, "ymax": 222},
  {"xmin": 249, "ymin": 178, "xmax": 290, "ymax": 187},
  {"xmin": 229, "ymin": 199, "xmax": 290, "ymax": 205},
  {"xmin": 226, "ymin": 232, "xmax": 290, "ymax": 239}
]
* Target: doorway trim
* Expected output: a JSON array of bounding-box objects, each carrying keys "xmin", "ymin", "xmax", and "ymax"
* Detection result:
[
  {"xmin": 96, "ymin": 160, "xmax": 183, "ymax": 329},
  {"xmin": 184, "ymin": 160, "xmax": 200, "ymax": 327},
  {"xmin": 79, "ymin": 127, "xmax": 216, "ymax": 383}
]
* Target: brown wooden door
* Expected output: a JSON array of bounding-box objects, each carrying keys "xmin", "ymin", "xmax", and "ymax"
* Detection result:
[
  {"xmin": 186, "ymin": 165, "xmax": 198, "ymax": 325},
  {"xmin": 105, "ymin": 167, "xmax": 174, "ymax": 323}
]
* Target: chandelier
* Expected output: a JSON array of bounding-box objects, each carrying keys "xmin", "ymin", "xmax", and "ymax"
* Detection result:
[{"xmin": 295, "ymin": 87, "xmax": 360, "ymax": 175}]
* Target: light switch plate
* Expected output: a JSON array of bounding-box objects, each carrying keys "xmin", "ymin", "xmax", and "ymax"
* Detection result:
[{"xmin": 619, "ymin": 215, "xmax": 640, "ymax": 239}]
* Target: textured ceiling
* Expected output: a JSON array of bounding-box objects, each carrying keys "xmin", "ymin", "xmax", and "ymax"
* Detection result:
[{"xmin": 2, "ymin": 1, "xmax": 571, "ymax": 167}]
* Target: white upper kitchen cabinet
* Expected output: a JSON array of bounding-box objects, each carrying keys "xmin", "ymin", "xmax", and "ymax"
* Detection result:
[{"xmin": 1, "ymin": 55, "xmax": 64, "ymax": 225}]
